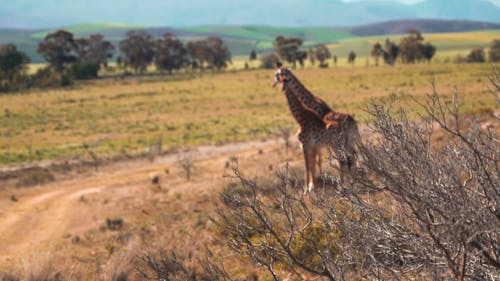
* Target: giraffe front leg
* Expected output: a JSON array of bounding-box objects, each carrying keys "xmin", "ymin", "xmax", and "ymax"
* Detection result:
[
  {"xmin": 314, "ymin": 146, "xmax": 322, "ymax": 176},
  {"xmin": 303, "ymin": 145, "xmax": 317, "ymax": 194}
]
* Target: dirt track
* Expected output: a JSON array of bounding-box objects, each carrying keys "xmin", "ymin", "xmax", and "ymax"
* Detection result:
[{"xmin": 0, "ymin": 138, "xmax": 290, "ymax": 271}]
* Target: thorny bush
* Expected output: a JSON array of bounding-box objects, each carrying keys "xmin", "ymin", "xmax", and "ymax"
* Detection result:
[{"xmin": 212, "ymin": 81, "xmax": 499, "ymax": 280}]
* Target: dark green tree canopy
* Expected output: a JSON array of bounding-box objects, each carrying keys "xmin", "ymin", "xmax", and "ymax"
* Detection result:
[
  {"xmin": 75, "ymin": 34, "xmax": 114, "ymax": 68},
  {"xmin": 422, "ymin": 42, "xmax": 436, "ymax": 62},
  {"xmin": 155, "ymin": 33, "xmax": 189, "ymax": 74},
  {"xmin": 274, "ymin": 36, "xmax": 303, "ymax": 67},
  {"xmin": 37, "ymin": 29, "xmax": 77, "ymax": 72},
  {"xmin": 314, "ymin": 44, "xmax": 331, "ymax": 67},
  {"xmin": 489, "ymin": 39, "xmax": 500, "ymax": 62},
  {"xmin": 187, "ymin": 40, "xmax": 206, "ymax": 69},
  {"xmin": 119, "ymin": 30, "xmax": 155, "ymax": 73},
  {"xmin": 383, "ymin": 38, "xmax": 399, "ymax": 65},
  {"xmin": 371, "ymin": 42, "xmax": 383, "ymax": 65},
  {"xmin": 204, "ymin": 36, "xmax": 231, "ymax": 69},
  {"xmin": 249, "ymin": 49, "xmax": 257, "ymax": 61},
  {"xmin": 187, "ymin": 36, "xmax": 231, "ymax": 70},
  {"xmin": 398, "ymin": 29, "xmax": 436, "ymax": 64},
  {"xmin": 260, "ymin": 52, "xmax": 280, "ymax": 69},
  {"xmin": 466, "ymin": 47, "xmax": 486, "ymax": 63},
  {"xmin": 0, "ymin": 43, "xmax": 30, "ymax": 81},
  {"xmin": 348, "ymin": 50, "xmax": 356, "ymax": 65}
]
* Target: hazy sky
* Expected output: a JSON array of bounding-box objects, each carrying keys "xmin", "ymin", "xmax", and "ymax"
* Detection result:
[
  {"xmin": 1, "ymin": 0, "xmax": 499, "ymax": 28},
  {"xmin": 343, "ymin": 0, "xmax": 422, "ymax": 3},
  {"xmin": 343, "ymin": 0, "xmax": 500, "ymax": 5}
]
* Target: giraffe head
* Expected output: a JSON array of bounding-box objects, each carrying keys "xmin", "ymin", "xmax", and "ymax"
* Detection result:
[{"xmin": 272, "ymin": 62, "xmax": 292, "ymax": 90}]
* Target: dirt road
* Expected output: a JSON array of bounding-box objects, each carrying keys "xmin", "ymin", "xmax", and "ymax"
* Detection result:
[{"xmin": 0, "ymin": 138, "xmax": 290, "ymax": 271}]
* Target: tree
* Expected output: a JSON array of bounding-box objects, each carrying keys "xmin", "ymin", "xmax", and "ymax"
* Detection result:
[
  {"xmin": 187, "ymin": 37, "xmax": 231, "ymax": 70},
  {"xmin": 295, "ymin": 50, "xmax": 307, "ymax": 68},
  {"xmin": 119, "ymin": 30, "xmax": 155, "ymax": 73},
  {"xmin": 314, "ymin": 45, "xmax": 331, "ymax": 67},
  {"xmin": 249, "ymin": 49, "xmax": 257, "ymax": 62},
  {"xmin": 383, "ymin": 38, "xmax": 399, "ymax": 65},
  {"xmin": 422, "ymin": 42, "xmax": 436, "ymax": 62},
  {"xmin": 371, "ymin": 42, "xmax": 383, "ymax": 66},
  {"xmin": 398, "ymin": 29, "xmax": 425, "ymax": 63},
  {"xmin": 204, "ymin": 36, "xmax": 231, "ymax": 70},
  {"xmin": 347, "ymin": 50, "xmax": 356, "ymax": 65},
  {"xmin": 488, "ymin": 39, "xmax": 500, "ymax": 62},
  {"xmin": 398, "ymin": 29, "xmax": 435, "ymax": 64},
  {"xmin": 274, "ymin": 36, "xmax": 303, "ymax": 68},
  {"xmin": 155, "ymin": 33, "xmax": 188, "ymax": 74},
  {"xmin": 37, "ymin": 30, "xmax": 77, "ymax": 72},
  {"xmin": 75, "ymin": 34, "xmax": 114, "ymax": 69},
  {"xmin": 466, "ymin": 47, "xmax": 486, "ymax": 63},
  {"xmin": 187, "ymin": 40, "xmax": 206, "ymax": 69},
  {"xmin": 259, "ymin": 53, "xmax": 280, "ymax": 69},
  {"xmin": 0, "ymin": 43, "xmax": 30, "ymax": 87}
]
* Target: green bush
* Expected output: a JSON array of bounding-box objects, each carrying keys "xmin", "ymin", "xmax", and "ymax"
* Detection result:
[{"xmin": 69, "ymin": 62, "xmax": 99, "ymax": 79}]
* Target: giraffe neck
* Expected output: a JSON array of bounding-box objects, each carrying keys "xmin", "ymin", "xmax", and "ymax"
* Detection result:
[
  {"xmin": 283, "ymin": 85, "xmax": 323, "ymax": 129},
  {"xmin": 285, "ymin": 72, "xmax": 333, "ymax": 120}
]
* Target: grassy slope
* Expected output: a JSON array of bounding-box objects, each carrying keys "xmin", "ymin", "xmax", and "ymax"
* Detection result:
[
  {"xmin": 0, "ymin": 63, "xmax": 496, "ymax": 165},
  {"xmin": 328, "ymin": 30, "xmax": 500, "ymax": 57}
]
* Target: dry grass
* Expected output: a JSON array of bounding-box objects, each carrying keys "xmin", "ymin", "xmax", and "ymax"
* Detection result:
[{"xmin": 0, "ymin": 63, "xmax": 496, "ymax": 165}]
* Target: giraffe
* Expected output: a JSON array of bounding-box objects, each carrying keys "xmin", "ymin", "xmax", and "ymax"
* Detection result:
[{"xmin": 273, "ymin": 65, "xmax": 359, "ymax": 192}]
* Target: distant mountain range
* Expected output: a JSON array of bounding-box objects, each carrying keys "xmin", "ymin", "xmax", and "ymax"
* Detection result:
[
  {"xmin": 0, "ymin": 0, "xmax": 499, "ymax": 28},
  {"xmin": 346, "ymin": 19, "xmax": 500, "ymax": 36}
]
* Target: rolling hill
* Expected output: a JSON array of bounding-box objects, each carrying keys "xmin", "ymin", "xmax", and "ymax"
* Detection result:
[{"xmin": 0, "ymin": 19, "xmax": 499, "ymax": 63}]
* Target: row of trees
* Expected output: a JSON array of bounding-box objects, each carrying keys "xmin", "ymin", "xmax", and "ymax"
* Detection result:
[
  {"xmin": 0, "ymin": 29, "xmax": 232, "ymax": 92},
  {"xmin": 118, "ymin": 31, "xmax": 231, "ymax": 74},
  {"xmin": 370, "ymin": 29, "xmax": 436, "ymax": 65},
  {"xmin": 2, "ymin": 28, "xmax": 500, "ymax": 92},
  {"xmin": 266, "ymin": 29, "xmax": 500, "ymax": 69},
  {"xmin": 261, "ymin": 29, "xmax": 437, "ymax": 69},
  {"xmin": 37, "ymin": 29, "xmax": 232, "ymax": 76}
]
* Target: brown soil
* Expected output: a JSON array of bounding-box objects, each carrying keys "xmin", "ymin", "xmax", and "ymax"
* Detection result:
[{"xmin": 0, "ymin": 137, "xmax": 298, "ymax": 272}]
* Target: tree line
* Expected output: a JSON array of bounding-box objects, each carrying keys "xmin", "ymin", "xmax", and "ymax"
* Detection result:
[
  {"xmin": 2, "ymin": 28, "xmax": 500, "ymax": 92},
  {"xmin": 260, "ymin": 29, "xmax": 500, "ymax": 68},
  {"xmin": 0, "ymin": 29, "xmax": 232, "ymax": 92}
]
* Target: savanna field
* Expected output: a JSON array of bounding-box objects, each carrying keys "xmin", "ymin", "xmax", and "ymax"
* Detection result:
[
  {"xmin": 0, "ymin": 30, "xmax": 499, "ymax": 279},
  {"xmin": 0, "ymin": 62, "xmax": 496, "ymax": 165}
]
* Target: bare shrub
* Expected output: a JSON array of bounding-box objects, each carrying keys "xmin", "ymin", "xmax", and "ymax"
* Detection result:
[
  {"xmin": 100, "ymin": 240, "xmax": 139, "ymax": 281},
  {"xmin": 137, "ymin": 250, "xmax": 197, "ymax": 281},
  {"xmin": 490, "ymin": 66, "xmax": 500, "ymax": 94},
  {"xmin": 179, "ymin": 150, "xmax": 195, "ymax": 181},
  {"xmin": 212, "ymin": 89, "xmax": 499, "ymax": 280},
  {"xmin": 355, "ymin": 90, "xmax": 499, "ymax": 280},
  {"xmin": 214, "ymin": 166, "xmax": 420, "ymax": 281},
  {"xmin": 19, "ymin": 253, "xmax": 63, "ymax": 281}
]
